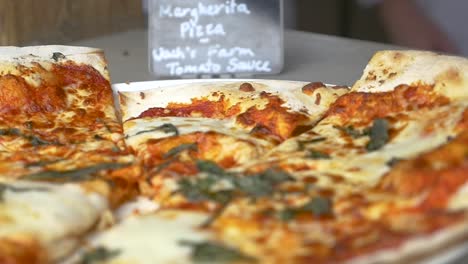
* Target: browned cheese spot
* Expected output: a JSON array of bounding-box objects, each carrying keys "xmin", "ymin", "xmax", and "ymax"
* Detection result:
[
  {"xmin": 315, "ymin": 93, "xmax": 322, "ymax": 105},
  {"xmin": 239, "ymin": 82, "xmax": 255, "ymax": 92},
  {"xmin": 302, "ymin": 82, "xmax": 325, "ymax": 95},
  {"xmin": 436, "ymin": 67, "xmax": 463, "ymax": 86}
]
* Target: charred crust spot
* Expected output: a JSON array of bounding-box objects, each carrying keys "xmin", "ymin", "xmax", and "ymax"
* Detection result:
[
  {"xmin": 239, "ymin": 82, "xmax": 255, "ymax": 92},
  {"xmin": 299, "ymin": 107, "xmax": 309, "ymax": 114},
  {"xmin": 250, "ymin": 124, "xmax": 272, "ymax": 135},
  {"xmin": 139, "ymin": 92, "xmax": 146, "ymax": 100},
  {"xmin": 437, "ymin": 67, "xmax": 462, "ymax": 84},
  {"xmin": 366, "ymin": 71, "xmax": 377, "ymax": 81},
  {"xmin": 327, "ymin": 174, "xmax": 345, "ymax": 183},
  {"xmin": 315, "ymin": 93, "xmax": 322, "ymax": 105},
  {"xmin": 302, "ymin": 82, "xmax": 325, "ymax": 95},
  {"xmin": 259, "ymin": 91, "xmax": 271, "ymax": 98},
  {"xmin": 393, "ymin": 52, "xmax": 404, "ymax": 60},
  {"xmin": 303, "ymin": 176, "xmax": 318, "ymax": 184},
  {"xmin": 77, "ymin": 108, "xmax": 87, "ymax": 116},
  {"xmin": 52, "ymin": 52, "xmax": 66, "ymax": 62}
]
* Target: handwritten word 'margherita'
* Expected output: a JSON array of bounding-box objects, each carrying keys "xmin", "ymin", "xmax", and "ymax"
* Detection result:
[{"xmin": 160, "ymin": 0, "xmax": 251, "ymax": 23}]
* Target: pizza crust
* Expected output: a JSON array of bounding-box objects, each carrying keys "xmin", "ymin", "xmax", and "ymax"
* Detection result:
[
  {"xmin": 0, "ymin": 45, "xmax": 131, "ymax": 262},
  {"xmin": 118, "ymin": 80, "xmax": 348, "ymax": 123},
  {"xmin": 0, "ymin": 45, "xmax": 109, "ymax": 81},
  {"xmin": 352, "ymin": 50, "xmax": 468, "ymax": 101},
  {"xmin": 347, "ymin": 217, "xmax": 468, "ymax": 264},
  {"xmin": 0, "ymin": 180, "xmax": 108, "ymax": 262}
]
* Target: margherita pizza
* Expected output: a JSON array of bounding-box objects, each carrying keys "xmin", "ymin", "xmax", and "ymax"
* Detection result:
[{"xmin": 0, "ymin": 47, "xmax": 467, "ymax": 264}]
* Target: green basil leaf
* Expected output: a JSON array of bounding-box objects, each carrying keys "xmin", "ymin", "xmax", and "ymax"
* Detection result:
[
  {"xmin": 111, "ymin": 145, "xmax": 121, "ymax": 153},
  {"xmin": 386, "ymin": 157, "xmax": 402, "ymax": 167},
  {"xmin": 177, "ymin": 177, "xmax": 233, "ymax": 204},
  {"xmin": 234, "ymin": 169, "xmax": 293, "ymax": 198},
  {"xmin": 163, "ymin": 143, "xmax": 197, "ymax": 159},
  {"xmin": 334, "ymin": 125, "xmax": 367, "ymax": 138},
  {"xmin": 80, "ymin": 247, "xmax": 121, "ymax": 264},
  {"xmin": 278, "ymin": 196, "xmax": 333, "ymax": 221},
  {"xmin": 0, "ymin": 128, "xmax": 21, "ymax": 136},
  {"xmin": 25, "ymin": 159, "xmax": 63, "ymax": 168},
  {"xmin": 195, "ymin": 160, "xmax": 226, "ymax": 175},
  {"xmin": 302, "ymin": 196, "xmax": 333, "ymax": 216},
  {"xmin": 257, "ymin": 169, "xmax": 294, "ymax": 185},
  {"xmin": 366, "ymin": 118, "xmax": 390, "ymax": 151},
  {"xmin": 0, "ymin": 128, "xmax": 57, "ymax": 146},
  {"xmin": 28, "ymin": 135, "xmax": 55, "ymax": 146},
  {"xmin": 177, "ymin": 178, "xmax": 213, "ymax": 202},
  {"xmin": 0, "ymin": 183, "xmax": 7, "ymax": 202},
  {"xmin": 180, "ymin": 240, "xmax": 256, "ymax": 263},
  {"xmin": 234, "ymin": 175, "xmax": 274, "ymax": 198},
  {"xmin": 52, "ymin": 52, "xmax": 66, "ymax": 62},
  {"xmin": 297, "ymin": 137, "xmax": 327, "ymax": 150},
  {"xmin": 0, "ymin": 182, "xmax": 49, "ymax": 202},
  {"xmin": 22, "ymin": 162, "xmax": 130, "ymax": 181},
  {"xmin": 136, "ymin": 123, "xmax": 179, "ymax": 136},
  {"xmin": 306, "ymin": 149, "xmax": 330, "ymax": 160},
  {"xmin": 199, "ymin": 198, "xmax": 232, "ymax": 228},
  {"xmin": 277, "ymin": 208, "xmax": 296, "ymax": 221}
]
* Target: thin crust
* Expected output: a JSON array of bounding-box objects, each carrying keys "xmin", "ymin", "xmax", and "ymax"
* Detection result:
[
  {"xmin": 352, "ymin": 50, "xmax": 468, "ymax": 101},
  {"xmin": 0, "ymin": 45, "xmax": 109, "ymax": 81}
]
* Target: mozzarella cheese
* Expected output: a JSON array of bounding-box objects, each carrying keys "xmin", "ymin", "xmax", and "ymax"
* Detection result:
[
  {"xmin": 124, "ymin": 117, "xmax": 273, "ymax": 151},
  {"xmin": 268, "ymin": 102, "xmax": 467, "ymax": 187},
  {"xmin": 448, "ymin": 182, "xmax": 468, "ymax": 211},
  {"xmin": 87, "ymin": 210, "xmax": 210, "ymax": 264},
  {"xmin": 0, "ymin": 180, "xmax": 108, "ymax": 261}
]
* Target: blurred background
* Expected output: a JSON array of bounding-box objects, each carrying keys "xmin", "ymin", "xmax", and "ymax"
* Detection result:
[{"xmin": 1, "ymin": 0, "xmax": 465, "ymax": 56}]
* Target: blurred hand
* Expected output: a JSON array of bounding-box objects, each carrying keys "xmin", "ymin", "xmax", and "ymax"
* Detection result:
[{"xmin": 379, "ymin": 0, "xmax": 459, "ymax": 54}]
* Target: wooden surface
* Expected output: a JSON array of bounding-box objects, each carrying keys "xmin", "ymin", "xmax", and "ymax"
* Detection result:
[{"xmin": 0, "ymin": 0, "xmax": 145, "ymax": 46}]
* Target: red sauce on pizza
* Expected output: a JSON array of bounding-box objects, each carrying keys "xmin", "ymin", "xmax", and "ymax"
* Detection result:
[{"xmin": 326, "ymin": 84, "xmax": 450, "ymax": 125}]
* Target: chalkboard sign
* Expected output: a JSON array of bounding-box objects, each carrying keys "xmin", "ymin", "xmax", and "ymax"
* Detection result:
[{"xmin": 148, "ymin": 0, "xmax": 283, "ymax": 78}]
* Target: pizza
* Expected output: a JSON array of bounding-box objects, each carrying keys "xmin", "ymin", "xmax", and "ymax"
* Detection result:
[
  {"xmin": 0, "ymin": 46, "xmax": 138, "ymax": 264},
  {"xmin": 0, "ymin": 47, "xmax": 467, "ymax": 264}
]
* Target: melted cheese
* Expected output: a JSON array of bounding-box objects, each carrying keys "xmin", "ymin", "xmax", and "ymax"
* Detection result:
[
  {"xmin": 0, "ymin": 52, "xmax": 128, "ymax": 180},
  {"xmin": 119, "ymin": 81, "xmax": 347, "ymax": 122},
  {"xmin": 351, "ymin": 50, "xmax": 468, "ymax": 102},
  {"xmin": 269, "ymin": 103, "xmax": 467, "ymax": 187},
  {"xmin": 448, "ymin": 182, "xmax": 468, "ymax": 211},
  {"xmin": 124, "ymin": 117, "xmax": 272, "ymax": 150},
  {"xmin": 0, "ymin": 180, "xmax": 108, "ymax": 261},
  {"xmin": 88, "ymin": 210, "xmax": 210, "ymax": 264}
]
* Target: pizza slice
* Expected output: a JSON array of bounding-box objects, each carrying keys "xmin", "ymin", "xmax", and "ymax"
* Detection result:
[
  {"xmin": 0, "ymin": 46, "xmax": 139, "ymax": 263},
  {"xmin": 264, "ymin": 50, "xmax": 467, "ymax": 186},
  {"xmin": 118, "ymin": 80, "xmax": 348, "ymax": 201},
  {"xmin": 76, "ymin": 210, "xmax": 213, "ymax": 264},
  {"xmin": 228, "ymin": 50, "xmax": 468, "ymax": 262},
  {"xmin": 0, "ymin": 179, "xmax": 111, "ymax": 263},
  {"xmin": 351, "ymin": 50, "xmax": 468, "ymax": 101},
  {"xmin": 0, "ymin": 46, "xmax": 138, "ymax": 183}
]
